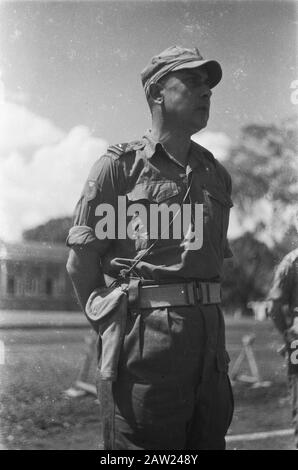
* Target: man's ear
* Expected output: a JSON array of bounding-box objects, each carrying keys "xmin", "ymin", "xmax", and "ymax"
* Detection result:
[{"xmin": 148, "ymin": 83, "xmax": 164, "ymax": 104}]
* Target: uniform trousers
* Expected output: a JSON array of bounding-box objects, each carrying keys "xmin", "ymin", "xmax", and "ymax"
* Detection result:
[
  {"xmin": 98, "ymin": 303, "xmax": 234, "ymax": 450},
  {"xmin": 289, "ymin": 374, "xmax": 298, "ymax": 448}
]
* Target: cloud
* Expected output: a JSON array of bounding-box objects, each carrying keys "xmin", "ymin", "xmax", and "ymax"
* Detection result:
[
  {"xmin": 0, "ymin": 101, "xmax": 108, "ymax": 241},
  {"xmin": 0, "ymin": 101, "xmax": 64, "ymax": 154},
  {"xmin": 191, "ymin": 131, "xmax": 231, "ymax": 161}
]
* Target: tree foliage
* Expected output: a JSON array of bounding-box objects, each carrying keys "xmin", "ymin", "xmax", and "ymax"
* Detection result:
[
  {"xmin": 222, "ymin": 116, "xmax": 298, "ymax": 312},
  {"xmin": 22, "ymin": 217, "xmax": 72, "ymax": 243},
  {"xmin": 225, "ymin": 115, "xmax": 298, "ymax": 248},
  {"xmin": 226, "ymin": 116, "xmax": 298, "ymax": 205}
]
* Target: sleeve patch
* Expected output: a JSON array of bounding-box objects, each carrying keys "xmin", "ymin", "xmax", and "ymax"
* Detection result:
[{"xmin": 85, "ymin": 180, "xmax": 97, "ymax": 200}]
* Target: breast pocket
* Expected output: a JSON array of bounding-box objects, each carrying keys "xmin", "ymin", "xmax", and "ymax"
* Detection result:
[
  {"xmin": 203, "ymin": 185, "xmax": 233, "ymax": 243},
  {"xmin": 126, "ymin": 180, "xmax": 182, "ymax": 251}
]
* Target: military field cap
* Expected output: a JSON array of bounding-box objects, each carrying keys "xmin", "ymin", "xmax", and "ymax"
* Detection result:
[{"xmin": 141, "ymin": 45, "xmax": 222, "ymax": 97}]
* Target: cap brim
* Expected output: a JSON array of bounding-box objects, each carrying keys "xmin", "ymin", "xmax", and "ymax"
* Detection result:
[{"xmin": 171, "ymin": 59, "xmax": 222, "ymax": 88}]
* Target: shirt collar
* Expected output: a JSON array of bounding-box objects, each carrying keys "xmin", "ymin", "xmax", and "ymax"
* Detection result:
[
  {"xmin": 142, "ymin": 130, "xmax": 164, "ymax": 159},
  {"xmin": 143, "ymin": 129, "xmax": 213, "ymax": 173}
]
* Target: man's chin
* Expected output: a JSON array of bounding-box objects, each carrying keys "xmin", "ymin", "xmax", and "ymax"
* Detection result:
[{"xmin": 192, "ymin": 119, "xmax": 208, "ymax": 134}]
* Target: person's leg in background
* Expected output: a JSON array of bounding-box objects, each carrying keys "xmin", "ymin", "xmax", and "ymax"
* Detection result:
[{"xmin": 289, "ymin": 374, "xmax": 298, "ymax": 449}]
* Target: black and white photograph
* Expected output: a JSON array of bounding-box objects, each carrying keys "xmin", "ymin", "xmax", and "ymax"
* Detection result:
[{"xmin": 0, "ymin": 0, "xmax": 297, "ymax": 453}]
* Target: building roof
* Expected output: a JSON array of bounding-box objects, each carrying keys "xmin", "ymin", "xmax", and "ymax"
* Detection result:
[{"xmin": 0, "ymin": 241, "xmax": 69, "ymax": 262}]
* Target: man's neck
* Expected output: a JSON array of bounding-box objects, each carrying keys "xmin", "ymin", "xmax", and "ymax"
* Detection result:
[{"xmin": 150, "ymin": 123, "xmax": 192, "ymax": 167}]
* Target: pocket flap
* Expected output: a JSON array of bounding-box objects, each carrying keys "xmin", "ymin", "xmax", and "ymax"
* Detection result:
[
  {"xmin": 204, "ymin": 186, "xmax": 233, "ymax": 208},
  {"xmin": 127, "ymin": 181, "xmax": 181, "ymax": 204}
]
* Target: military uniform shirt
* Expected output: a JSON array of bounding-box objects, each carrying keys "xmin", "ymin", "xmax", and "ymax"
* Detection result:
[
  {"xmin": 66, "ymin": 131, "xmax": 233, "ymax": 283},
  {"xmin": 267, "ymin": 248, "xmax": 298, "ymax": 313}
]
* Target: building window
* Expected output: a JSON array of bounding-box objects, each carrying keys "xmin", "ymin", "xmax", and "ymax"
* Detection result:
[
  {"xmin": 24, "ymin": 278, "xmax": 40, "ymax": 296},
  {"xmin": 46, "ymin": 278, "xmax": 53, "ymax": 296},
  {"xmin": 46, "ymin": 277, "xmax": 54, "ymax": 295},
  {"xmin": 16, "ymin": 278, "xmax": 24, "ymax": 296},
  {"xmin": 46, "ymin": 278, "xmax": 53, "ymax": 295},
  {"xmin": 7, "ymin": 277, "xmax": 15, "ymax": 295}
]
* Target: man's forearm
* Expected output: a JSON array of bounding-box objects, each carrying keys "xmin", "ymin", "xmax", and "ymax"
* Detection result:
[{"xmin": 66, "ymin": 247, "xmax": 105, "ymax": 311}]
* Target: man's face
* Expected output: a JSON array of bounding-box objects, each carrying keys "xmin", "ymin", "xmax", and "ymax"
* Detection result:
[{"xmin": 159, "ymin": 67, "xmax": 211, "ymax": 133}]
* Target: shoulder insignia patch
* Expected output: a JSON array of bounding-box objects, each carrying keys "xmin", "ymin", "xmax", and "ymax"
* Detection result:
[
  {"xmin": 107, "ymin": 143, "xmax": 128, "ymax": 157},
  {"xmin": 107, "ymin": 140, "xmax": 145, "ymax": 158}
]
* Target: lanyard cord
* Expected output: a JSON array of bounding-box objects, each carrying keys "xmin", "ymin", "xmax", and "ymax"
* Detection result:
[{"xmin": 119, "ymin": 173, "xmax": 193, "ymax": 280}]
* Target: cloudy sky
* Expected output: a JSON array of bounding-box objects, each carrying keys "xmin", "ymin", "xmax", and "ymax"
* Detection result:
[{"xmin": 0, "ymin": 0, "xmax": 297, "ymax": 241}]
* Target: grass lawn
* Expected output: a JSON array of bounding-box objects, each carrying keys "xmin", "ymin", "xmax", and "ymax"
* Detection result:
[{"xmin": 0, "ymin": 318, "xmax": 296, "ymax": 450}]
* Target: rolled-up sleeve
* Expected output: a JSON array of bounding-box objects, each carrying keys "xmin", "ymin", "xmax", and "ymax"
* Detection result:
[
  {"xmin": 266, "ymin": 258, "xmax": 294, "ymax": 329},
  {"xmin": 66, "ymin": 225, "xmax": 99, "ymax": 247},
  {"xmin": 66, "ymin": 154, "xmax": 124, "ymax": 256},
  {"xmin": 267, "ymin": 260, "xmax": 292, "ymax": 304}
]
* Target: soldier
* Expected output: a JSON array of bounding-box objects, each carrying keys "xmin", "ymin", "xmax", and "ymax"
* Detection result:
[
  {"xmin": 66, "ymin": 46, "xmax": 234, "ymax": 450},
  {"xmin": 267, "ymin": 247, "xmax": 298, "ymax": 449}
]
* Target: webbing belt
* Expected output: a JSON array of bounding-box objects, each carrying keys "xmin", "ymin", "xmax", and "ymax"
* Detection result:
[{"xmin": 128, "ymin": 280, "xmax": 221, "ymax": 309}]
